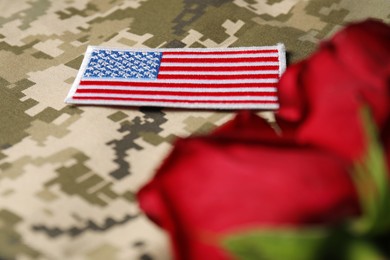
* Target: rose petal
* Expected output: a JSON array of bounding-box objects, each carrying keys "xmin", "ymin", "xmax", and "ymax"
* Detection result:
[{"xmin": 277, "ymin": 20, "xmax": 390, "ymax": 161}]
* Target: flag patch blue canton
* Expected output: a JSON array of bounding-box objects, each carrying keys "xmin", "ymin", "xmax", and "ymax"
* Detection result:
[{"xmin": 83, "ymin": 50, "xmax": 162, "ymax": 80}]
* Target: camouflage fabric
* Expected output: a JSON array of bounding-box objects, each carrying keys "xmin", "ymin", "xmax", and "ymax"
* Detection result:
[{"xmin": 0, "ymin": 0, "xmax": 389, "ymax": 259}]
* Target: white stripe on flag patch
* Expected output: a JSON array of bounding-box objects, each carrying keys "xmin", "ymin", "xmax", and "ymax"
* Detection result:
[{"xmin": 65, "ymin": 44, "xmax": 286, "ymax": 110}]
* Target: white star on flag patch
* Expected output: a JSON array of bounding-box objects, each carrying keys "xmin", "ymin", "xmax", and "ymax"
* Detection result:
[{"xmin": 65, "ymin": 44, "xmax": 286, "ymax": 110}]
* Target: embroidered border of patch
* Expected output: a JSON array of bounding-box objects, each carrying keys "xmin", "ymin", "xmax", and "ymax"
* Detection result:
[{"xmin": 65, "ymin": 44, "xmax": 286, "ymax": 110}]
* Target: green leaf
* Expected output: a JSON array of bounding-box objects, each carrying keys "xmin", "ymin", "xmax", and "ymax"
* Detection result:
[
  {"xmin": 350, "ymin": 107, "xmax": 390, "ymax": 235},
  {"xmin": 222, "ymin": 228, "xmax": 386, "ymax": 260},
  {"xmin": 223, "ymin": 228, "xmax": 337, "ymax": 260}
]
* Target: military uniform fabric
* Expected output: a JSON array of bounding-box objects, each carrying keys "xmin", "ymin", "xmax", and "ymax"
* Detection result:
[{"xmin": 0, "ymin": 1, "xmax": 389, "ymax": 259}]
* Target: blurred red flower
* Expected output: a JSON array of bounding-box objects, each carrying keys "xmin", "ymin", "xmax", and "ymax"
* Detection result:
[
  {"xmin": 138, "ymin": 112, "xmax": 360, "ymax": 259},
  {"xmin": 137, "ymin": 20, "xmax": 390, "ymax": 259}
]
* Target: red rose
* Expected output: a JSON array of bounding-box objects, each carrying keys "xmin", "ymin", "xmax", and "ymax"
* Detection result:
[
  {"xmin": 277, "ymin": 19, "xmax": 390, "ymax": 161},
  {"xmin": 138, "ymin": 112, "xmax": 360, "ymax": 259},
  {"xmin": 137, "ymin": 20, "xmax": 390, "ymax": 259}
]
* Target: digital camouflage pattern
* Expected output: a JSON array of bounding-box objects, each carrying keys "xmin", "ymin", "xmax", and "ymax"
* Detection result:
[{"xmin": 0, "ymin": 0, "xmax": 389, "ymax": 259}]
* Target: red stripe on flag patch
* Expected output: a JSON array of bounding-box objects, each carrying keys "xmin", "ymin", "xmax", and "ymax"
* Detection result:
[
  {"xmin": 158, "ymin": 65, "xmax": 280, "ymax": 72},
  {"xmin": 65, "ymin": 44, "xmax": 286, "ymax": 110},
  {"xmin": 75, "ymin": 88, "xmax": 279, "ymax": 97},
  {"xmin": 156, "ymin": 73, "xmax": 279, "ymax": 80},
  {"xmin": 72, "ymin": 96, "xmax": 279, "ymax": 104},
  {"xmin": 78, "ymin": 81, "xmax": 278, "ymax": 88}
]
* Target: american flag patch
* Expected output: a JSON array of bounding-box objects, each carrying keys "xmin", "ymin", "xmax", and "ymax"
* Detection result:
[{"xmin": 65, "ymin": 44, "xmax": 286, "ymax": 110}]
